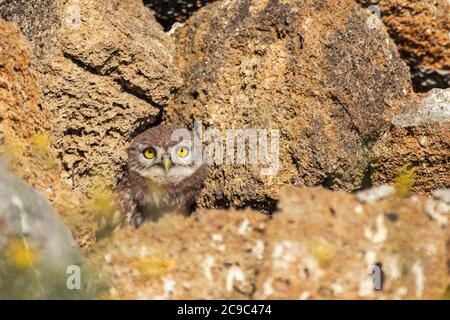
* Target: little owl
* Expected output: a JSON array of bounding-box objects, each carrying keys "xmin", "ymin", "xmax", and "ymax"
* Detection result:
[{"xmin": 118, "ymin": 125, "xmax": 207, "ymax": 227}]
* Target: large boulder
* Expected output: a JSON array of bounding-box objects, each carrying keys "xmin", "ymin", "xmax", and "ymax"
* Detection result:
[
  {"xmin": 0, "ymin": 19, "xmax": 96, "ymax": 252},
  {"xmin": 371, "ymin": 89, "xmax": 450, "ymax": 193},
  {"xmin": 358, "ymin": 0, "xmax": 450, "ymax": 92},
  {"xmin": 97, "ymin": 186, "xmax": 449, "ymax": 299},
  {"xmin": 0, "ymin": 166, "xmax": 93, "ymax": 299},
  {"xmin": 165, "ymin": 0, "xmax": 412, "ymax": 210},
  {"xmin": 0, "ymin": 0, "xmax": 182, "ymax": 193}
]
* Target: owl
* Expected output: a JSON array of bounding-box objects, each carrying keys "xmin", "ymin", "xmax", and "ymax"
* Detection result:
[{"xmin": 117, "ymin": 125, "xmax": 207, "ymax": 228}]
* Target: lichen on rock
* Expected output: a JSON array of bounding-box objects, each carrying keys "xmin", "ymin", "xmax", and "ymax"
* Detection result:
[
  {"xmin": 165, "ymin": 0, "xmax": 412, "ymax": 210},
  {"xmin": 0, "ymin": 0, "xmax": 182, "ymax": 193}
]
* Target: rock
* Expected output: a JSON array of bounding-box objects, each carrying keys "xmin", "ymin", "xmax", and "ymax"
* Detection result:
[
  {"xmin": 98, "ymin": 210, "xmax": 268, "ymax": 299},
  {"xmin": 165, "ymin": 0, "xmax": 412, "ymax": 210},
  {"xmin": 357, "ymin": 0, "xmax": 450, "ymax": 92},
  {"xmin": 144, "ymin": 0, "xmax": 217, "ymax": 31},
  {"xmin": 0, "ymin": 0, "xmax": 182, "ymax": 193},
  {"xmin": 0, "ymin": 19, "xmax": 97, "ymax": 252},
  {"xmin": 254, "ymin": 187, "xmax": 449, "ymax": 299},
  {"xmin": 98, "ymin": 186, "xmax": 449, "ymax": 299},
  {"xmin": 0, "ymin": 166, "xmax": 93, "ymax": 299},
  {"xmin": 371, "ymin": 89, "xmax": 450, "ymax": 193}
]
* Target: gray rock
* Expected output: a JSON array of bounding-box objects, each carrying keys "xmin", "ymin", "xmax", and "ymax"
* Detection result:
[
  {"xmin": 392, "ymin": 89, "xmax": 450, "ymax": 127},
  {"xmin": 0, "ymin": 164, "xmax": 93, "ymax": 299}
]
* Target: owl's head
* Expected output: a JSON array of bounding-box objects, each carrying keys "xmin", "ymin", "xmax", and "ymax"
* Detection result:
[{"xmin": 127, "ymin": 125, "xmax": 201, "ymax": 185}]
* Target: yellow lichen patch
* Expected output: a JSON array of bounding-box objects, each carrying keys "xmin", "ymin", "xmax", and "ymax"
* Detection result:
[
  {"xmin": 87, "ymin": 176, "xmax": 122, "ymax": 241},
  {"xmin": 394, "ymin": 164, "xmax": 416, "ymax": 197},
  {"xmin": 131, "ymin": 255, "xmax": 176, "ymax": 279},
  {"xmin": 6, "ymin": 238, "xmax": 39, "ymax": 269},
  {"xmin": 31, "ymin": 130, "xmax": 52, "ymax": 156},
  {"xmin": 311, "ymin": 239, "xmax": 336, "ymax": 268}
]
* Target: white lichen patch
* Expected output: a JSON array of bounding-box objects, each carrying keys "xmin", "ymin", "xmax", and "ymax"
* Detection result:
[
  {"xmin": 299, "ymin": 291, "xmax": 310, "ymax": 300},
  {"xmin": 411, "ymin": 261, "xmax": 425, "ymax": 299},
  {"xmin": 392, "ymin": 89, "xmax": 450, "ymax": 127},
  {"xmin": 432, "ymin": 189, "xmax": 450, "ymax": 204},
  {"xmin": 354, "ymin": 205, "xmax": 364, "ymax": 215},
  {"xmin": 202, "ymin": 255, "xmax": 215, "ymax": 282},
  {"xmin": 364, "ymin": 214, "xmax": 388, "ymax": 244},
  {"xmin": 226, "ymin": 265, "xmax": 246, "ymax": 292},
  {"xmin": 252, "ymin": 240, "xmax": 265, "ymax": 260},
  {"xmin": 356, "ymin": 185, "xmax": 395, "ymax": 204},
  {"xmin": 237, "ymin": 218, "xmax": 251, "ymax": 235},
  {"xmin": 261, "ymin": 278, "xmax": 274, "ymax": 299},
  {"xmin": 425, "ymin": 199, "xmax": 449, "ymax": 227},
  {"xmin": 272, "ymin": 240, "xmax": 297, "ymax": 270},
  {"xmin": 330, "ymin": 282, "xmax": 344, "ymax": 296},
  {"xmin": 394, "ymin": 286, "xmax": 408, "ymax": 300},
  {"xmin": 385, "ymin": 255, "xmax": 401, "ymax": 280}
]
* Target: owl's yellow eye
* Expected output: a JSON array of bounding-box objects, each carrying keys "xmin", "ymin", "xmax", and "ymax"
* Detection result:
[
  {"xmin": 143, "ymin": 147, "xmax": 156, "ymax": 159},
  {"xmin": 177, "ymin": 147, "xmax": 189, "ymax": 158}
]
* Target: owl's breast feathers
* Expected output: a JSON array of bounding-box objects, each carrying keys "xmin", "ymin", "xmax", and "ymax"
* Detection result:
[{"xmin": 118, "ymin": 164, "xmax": 208, "ymax": 227}]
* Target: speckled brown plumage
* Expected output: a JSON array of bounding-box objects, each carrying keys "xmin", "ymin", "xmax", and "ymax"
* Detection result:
[{"xmin": 117, "ymin": 125, "xmax": 207, "ymax": 227}]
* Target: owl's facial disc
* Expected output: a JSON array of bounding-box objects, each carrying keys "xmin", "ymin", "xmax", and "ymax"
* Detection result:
[{"xmin": 132, "ymin": 144, "xmax": 198, "ymax": 185}]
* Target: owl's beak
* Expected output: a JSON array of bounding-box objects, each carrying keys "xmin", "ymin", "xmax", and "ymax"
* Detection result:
[{"xmin": 162, "ymin": 157, "xmax": 172, "ymax": 173}]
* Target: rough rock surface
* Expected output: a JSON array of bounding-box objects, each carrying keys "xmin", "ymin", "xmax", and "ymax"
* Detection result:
[
  {"xmin": 0, "ymin": 19, "xmax": 96, "ymax": 252},
  {"xmin": 372, "ymin": 89, "xmax": 450, "ymax": 193},
  {"xmin": 358, "ymin": 0, "xmax": 450, "ymax": 92},
  {"xmin": 0, "ymin": 166, "xmax": 93, "ymax": 299},
  {"xmin": 0, "ymin": 0, "xmax": 182, "ymax": 193},
  {"xmin": 165, "ymin": 0, "xmax": 412, "ymax": 210},
  {"xmin": 98, "ymin": 186, "xmax": 449, "ymax": 299},
  {"xmin": 144, "ymin": 0, "xmax": 217, "ymax": 31}
]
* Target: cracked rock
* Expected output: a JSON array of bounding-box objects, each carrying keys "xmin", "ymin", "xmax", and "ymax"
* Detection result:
[
  {"xmin": 165, "ymin": 0, "xmax": 412, "ymax": 210},
  {"xmin": 0, "ymin": 0, "xmax": 182, "ymax": 193}
]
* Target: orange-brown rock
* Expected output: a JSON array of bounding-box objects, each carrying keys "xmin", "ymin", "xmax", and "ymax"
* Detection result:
[
  {"xmin": 98, "ymin": 186, "xmax": 449, "ymax": 299},
  {"xmin": 0, "ymin": 19, "xmax": 96, "ymax": 252},
  {"xmin": 99, "ymin": 210, "xmax": 269, "ymax": 299},
  {"xmin": 371, "ymin": 89, "xmax": 450, "ymax": 193},
  {"xmin": 358, "ymin": 0, "xmax": 450, "ymax": 92},
  {"xmin": 165, "ymin": 0, "xmax": 412, "ymax": 210},
  {"xmin": 0, "ymin": 0, "xmax": 182, "ymax": 193}
]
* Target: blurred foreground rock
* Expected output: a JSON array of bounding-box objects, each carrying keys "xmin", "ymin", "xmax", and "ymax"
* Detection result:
[
  {"xmin": 372, "ymin": 89, "xmax": 450, "ymax": 193},
  {"xmin": 165, "ymin": 0, "xmax": 412, "ymax": 210},
  {"xmin": 0, "ymin": 19, "xmax": 96, "ymax": 252},
  {"xmin": 0, "ymin": 0, "xmax": 182, "ymax": 193},
  {"xmin": 0, "ymin": 166, "xmax": 93, "ymax": 299},
  {"xmin": 358, "ymin": 0, "xmax": 450, "ymax": 92},
  {"xmin": 98, "ymin": 186, "xmax": 449, "ymax": 299}
]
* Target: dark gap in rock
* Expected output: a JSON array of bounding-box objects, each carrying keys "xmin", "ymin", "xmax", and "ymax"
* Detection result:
[{"xmin": 144, "ymin": 0, "xmax": 218, "ymax": 31}]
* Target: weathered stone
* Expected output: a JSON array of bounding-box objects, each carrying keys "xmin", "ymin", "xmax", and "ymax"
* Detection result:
[
  {"xmin": 371, "ymin": 89, "xmax": 450, "ymax": 193},
  {"xmin": 0, "ymin": 19, "xmax": 96, "ymax": 252},
  {"xmin": 98, "ymin": 186, "xmax": 448, "ymax": 299},
  {"xmin": 0, "ymin": 166, "xmax": 93, "ymax": 299},
  {"xmin": 254, "ymin": 187, "xmax": 449, "ymax": 299},
  {"xmin": 98, "ymin": 210, "xmax": 268, "ymax": 299},
  {"xmin": 358, "ymin": 0, "xmax": 450, "ymax": 92},
  {"xmin": 165, "ymin": 0, "xmax": 412, "ymax": 210},
  {"xmin": 0, "ymin": 0, "xmax": 182, "ymax": 193}
]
